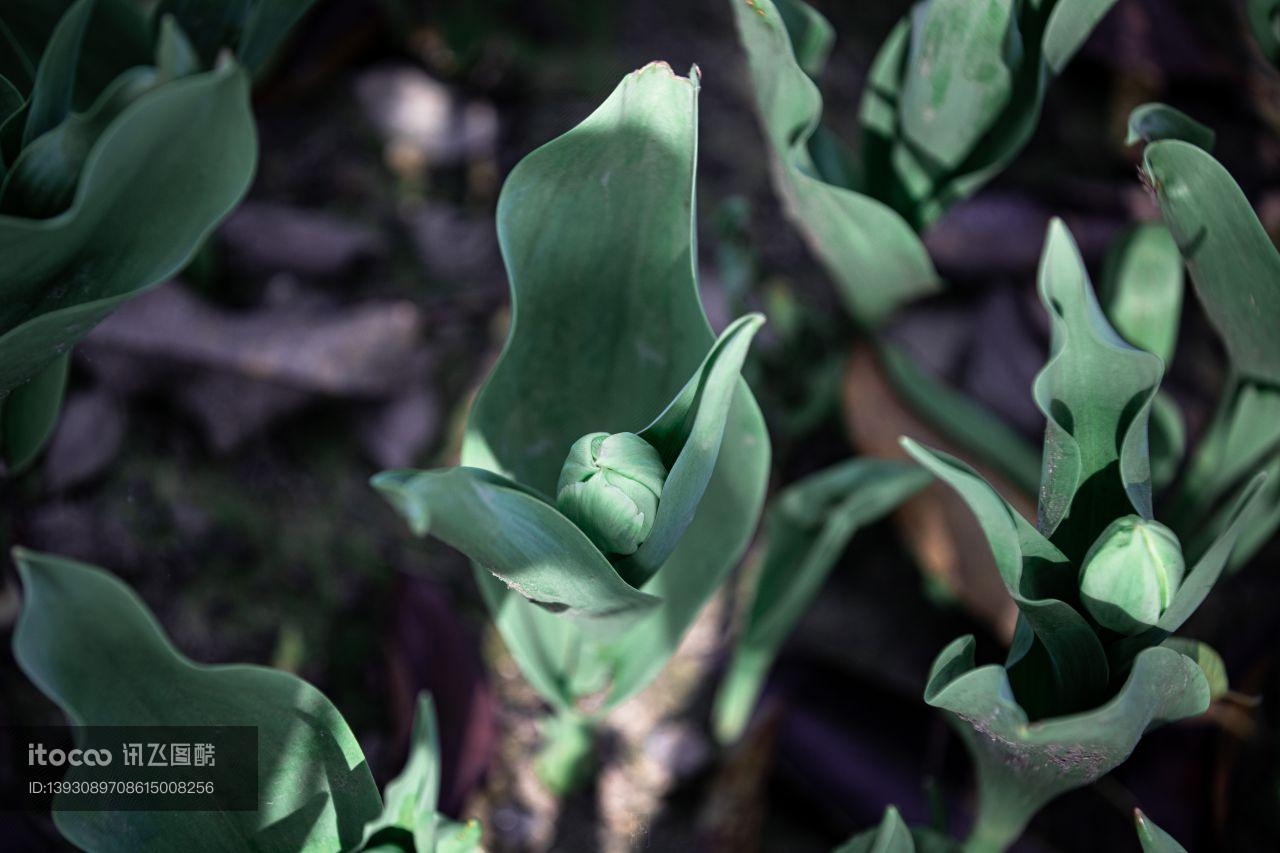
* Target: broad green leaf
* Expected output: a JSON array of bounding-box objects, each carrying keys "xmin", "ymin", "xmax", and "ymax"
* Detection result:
[
  {"xmin": 773, "ymin": 0, "xmax": 833, "ymax": 77},
  {"xmin": 623, "ymin": 312, "xmax": 765, "ymax": 586},
  {"xmin": 903, "ymin": 439, "xmax": 1110, "ymax": 716},
  {"xmin": 1126, "ymin": 103, "xmax": 1214, "ymax": 151},
  {"xmin": 1097, "ymin": 223, "xmax": 1186, "ymax": 490},
  {"xmin": 713, "ymin": 459, "xmax": 930, "ymax": 743},
  {"xmin": 0, "ymin": 61, "xmax": 256, "ymax": 396},
  {"xmin": 1143, "ymin": 140, "xmax": 1280, "ymax": 384},
  {"xmin": 22, "ymin": 0, "xmax": 93, "ymax": 147},
  {"xmin": 926, "ymin": 636, "xmax": 1209, "ymax": 852},
  {"xmin": 860, "ymin": 0, "xmax": 1119, "ymax": 229},
  {"xmin": 1099, "ymin": 223, "xmax": 1184, "ymax": 365},
  {"xmin": 0, "ymin": 351, "xmax": 67, "ymax": 472},
  {"xmin": 442, "ymin": 63, "xmax": 768, "ymax": 711},
  {"xmin": 1032, "ymin": 219, "xmax": 1163, "ymax": 559},
  {"xmin": 898, "ymin": 0, "xmax": 1018, "ymax": 173},
  {"xmin": 878, "ymin": 342, "xmax": 1041, "ymax": 497},
  {"xmin": 1134, "ymin": 809, "xmax": 1189, "ymax": 853},
  {"xmin": 729, "ymin": 0, "xmax": 939, "ymax": 325},
  {"xmin": 12, "ymin": 549, "xmax": 382, "ymax": 852},
  {"xmin": 372, "ymin": 467, "xmax": 660, "ymax": 634},
  {"xmin": 1042, "ymin": 0, "xmax": 1121, "ymax": 73}
]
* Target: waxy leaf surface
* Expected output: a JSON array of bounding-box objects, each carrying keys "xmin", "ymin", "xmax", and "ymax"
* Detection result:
[{"xmin": 12, "ymin": 550, "xmax": 382, "ymax": 852}]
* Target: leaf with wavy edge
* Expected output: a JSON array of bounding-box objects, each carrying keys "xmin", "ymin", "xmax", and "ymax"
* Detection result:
[
  {"xmin": 1144, "ymin": 140, "xmax": 1280, "ymax": 385},
  {"xmin": 0, "ymin": 60, "xmax": 256, "ymax": 397},
  {"xmin": 372, "ymin": 467, "xmax": 661, "ymax": 635},
  {"xmin": 1032, "ymin": 219, "xmax": 1163, "ymax": 559},
  {"xmin": 713, "ymin": 458, "xmax": 930, "ymax": 742},
  {"xmin": 400, "ymin": 63, "xmax": 769, "ymax": 711},
  {"xmin": 12, "ymin": 549, "xmax": 381, "ymax": 852},
  {"xmin": 1098, "ymin": 224, "xmax": 1185, "ymax": 490},
  {"xmin": 729, "ymin": 0, "xmax": 938, "ymax": 326},
  {"xmin": 375, "ymin": 313, "xmax": 761, "ymax": 634},
  {"xmin": 926, "ymin": 636, "xmax": 1209, "ymax": 852},
  {"xmin": 903, "ymin": 439, "xmax": 1109, "ymax": 716},
  {"xmin": 860, "ymin": 0, "xmax": 1119, "ymax": 229}
]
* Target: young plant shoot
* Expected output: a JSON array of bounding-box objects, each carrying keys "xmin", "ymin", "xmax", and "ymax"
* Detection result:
[{"xmin": 373, "ymin": 62, "xmax": 770, "ymax": 792}]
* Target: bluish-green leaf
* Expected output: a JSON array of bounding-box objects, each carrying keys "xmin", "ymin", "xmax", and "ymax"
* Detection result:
[
  {"xmin": 729, "ymin": 0, "xmax": 939, "ymax": 325},
  {"xmin": 1134, "ymin": 809, "xmax": 1189, "ymax": 853},
  {"xmin": 1126, "ymin": 103, "xmax": 1215, "ymax": 151},
  {"xmin": 1032, "ymin": 219, "xmax": 1163, "ymax": 558},
  {"xmin": 1099, "ymin": 223, "xmax": 1184, "ymax": 365},
  {"xmin": 903, "ymin": 439, "xmax": 1110, "ymax": 716},
  {"xmin": 1143, "ymin": 140, "xmax": 1280, "ymax": 384},
  {"xmin": 926, "ymin": 636, "xmax": 1208, "ymax": 852},
  {"xmin": 0, "ymin": 351, "xmax": 68, "ymax": 472},
  {"xmin": 0, "ymin": 61, "xmax": 256, "ymax": 396},
  {"xmin": 898, "ymin": 0, "xmax": 1018, "ymax": 173},
  {"xmin": 22, "ymin": 0, "xmax": 93, "ymax": 146},
  {"xmin": 424, "ymin": 63, "xmax": 768, "ymax": 712},
  {"xmin": 372, "ymin": 466, "xmax": 660, "ymax": 634},
  {"xmin": 713, "ymin": 458, "xmax": 930, "ymax": 743},
  {"xmin": 1042, "ymin": 0, "xmax": 1121, "ymax": 73},
  {"xmin": 12, "ymin": 549, "xmax": 382, "ymax": 852}
]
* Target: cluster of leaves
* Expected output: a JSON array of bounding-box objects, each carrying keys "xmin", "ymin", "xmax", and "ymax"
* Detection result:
[
  {"xmin": 13, "ymin": 550, "xmax": 478, "ymax": 853},
  {"xmin": 372, "ymin": 62, "xmax": 771, "ymax": 791},
  {"xmin": 0, "ymin": 0, "xmax": 321, "ymax": 472},
  {"xmin": 6, "ymin": 0, "xmax": 1279, "ymax": 851}
]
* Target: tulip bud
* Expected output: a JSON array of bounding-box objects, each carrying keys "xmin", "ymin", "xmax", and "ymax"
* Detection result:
[
  {"xmin": 556, "ymin": 432, "xmax": 668, "ymax": 556},
  {"xmin": 1078, "ymin": 516, "xmax": 1185, "ymax": 635}
]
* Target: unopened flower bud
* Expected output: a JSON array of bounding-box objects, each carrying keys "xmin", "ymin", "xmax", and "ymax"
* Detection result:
[
  {"xmin": 1079, "ymin": 516, "xmax": 1185, "ymax": 635},
  {"xmin": 556, "ymin": 432, "xmax": 667, "ymax": 556}
]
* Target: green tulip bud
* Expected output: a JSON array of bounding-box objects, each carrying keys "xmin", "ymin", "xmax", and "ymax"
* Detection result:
[
  {"xmin": 556, "ymin": 432, "xmax": 667, "ymax": 556},
  {"xmin": 1078, "ymin": 516, "xmax": 1185, "ymax": 635}
]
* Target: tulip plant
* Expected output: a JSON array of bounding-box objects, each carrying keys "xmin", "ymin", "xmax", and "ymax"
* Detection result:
[
  {"xmin": 12, "ymin": 549, "xmax": 480, "ymax": 852},
  {"xmin": 0, "ymin": 0, "xmax": 311, "ymax": 472},
  {"xmin": 373, "ymin": 62, "xmax": 770, "ymax": 792},
  {"xmin": 829, "ymin": 218, "xmax": 1267, "ymax": 853}
]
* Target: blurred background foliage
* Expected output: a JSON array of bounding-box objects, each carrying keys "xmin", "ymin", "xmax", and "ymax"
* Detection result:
[{"xmin": 2, "ymin": 0, "xmax": 1280, "ymax": 850}]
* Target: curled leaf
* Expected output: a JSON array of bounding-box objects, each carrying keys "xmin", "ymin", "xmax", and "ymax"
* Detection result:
[
  {"xmin": 12, "ymin": 549, "xmax": 382, "ymax": 852},
  {"xmin": 926, "ymin": 636, "xmax": 1209, "ymax": 852}
]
